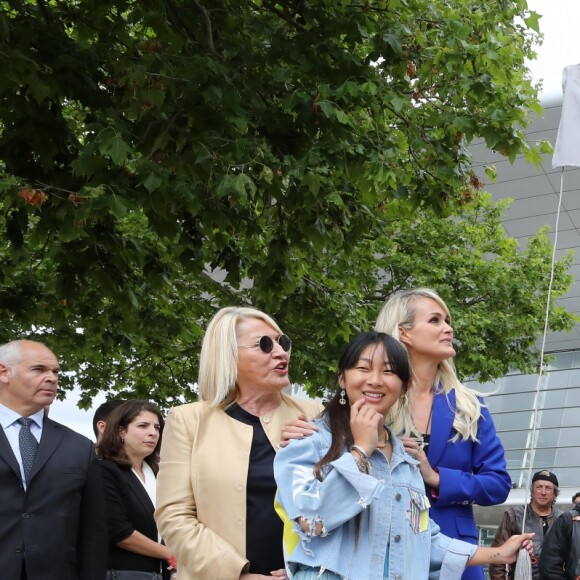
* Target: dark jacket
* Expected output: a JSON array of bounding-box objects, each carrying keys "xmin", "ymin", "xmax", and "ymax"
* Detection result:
[
  {"xmin": 0, "ymin": 418, "xmax": 107, "ymax": 580},
  {"xmin": 489, "ymin": 504, "xmax": 564, "ymax": 580},
  {"xmin": 100, "ymin": 459, "xmax": 168, "ymax": 575},
  {"xmin": 539, "ymin": 504, "xmax": 580, "ymax": 580}
]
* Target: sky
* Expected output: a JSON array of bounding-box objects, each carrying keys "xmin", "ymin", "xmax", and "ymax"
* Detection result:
[
  {"xmin": 48, "ymin": 1, "xmax": 580, "ymax": 441},
  {"xmin": 526, "ymin": 0, "xmax": 580, "ymax": 103}
]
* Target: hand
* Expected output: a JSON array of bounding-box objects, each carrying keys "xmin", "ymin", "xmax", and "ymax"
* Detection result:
[
  {"xmin": 298, "ymin": 516, "xmax": 324, "ymax": 536},
  {"xmin": 279, "ymin": 413, "xmax": 318, "ymax": 448},
  {"xmin": 498, "ymin": 533, "xmax": 535, "ymax": 564},
  {"xmin": 399, "ymin": 436, "xmax": 440, "ymax": 489},
  {"xmin": 350, "ymin": 398, "xmax": 383, "ymax": 456}
]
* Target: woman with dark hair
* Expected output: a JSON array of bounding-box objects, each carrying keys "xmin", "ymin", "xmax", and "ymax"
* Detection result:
[
  {"xmin": 97, "ymin": 400, "xmax": 172, "ymax": 580},
  {"xmin": 274, "ymin": 332, "xmax": 532, "ymax": 579}
]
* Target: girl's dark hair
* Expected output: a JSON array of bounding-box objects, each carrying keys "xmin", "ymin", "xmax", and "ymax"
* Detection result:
[
  {"xmin": 314, "ymin": 332, "xmax": 410, "ymax": 481},
  {"xmin": 96, "ymin": 400, "xmax": 164, "ymax": 474}
]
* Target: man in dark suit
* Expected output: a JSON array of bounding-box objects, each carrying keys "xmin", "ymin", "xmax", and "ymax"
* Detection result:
[{"xmin": 0, "ymin": 339, "xmax": 107, "ymax": 580}]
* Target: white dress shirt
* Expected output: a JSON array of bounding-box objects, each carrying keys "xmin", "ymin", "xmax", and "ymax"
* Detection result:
[{"xmin": 0, "ymin": 402, "xmax": 45, "ymax": 489}]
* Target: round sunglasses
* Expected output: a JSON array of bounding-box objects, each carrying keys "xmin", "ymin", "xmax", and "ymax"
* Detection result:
[{"xmin": 238, "ymin": 334, "xmax": 292, "ymax": 353}]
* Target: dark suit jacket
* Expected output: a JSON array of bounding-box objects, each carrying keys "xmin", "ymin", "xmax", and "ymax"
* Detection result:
[
  {"xmin": 100, "ymin": 459, "xmax": 166, "ymax": 575},
  {"xmin": 0, "ymin": 417, "xmax": 107, "ymax": 580},
  {"xmin": 426, "ymin": 388, "xmax": 512, "ymax": 580}
]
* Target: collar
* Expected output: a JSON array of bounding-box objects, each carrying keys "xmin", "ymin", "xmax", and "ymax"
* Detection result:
[{"xmin": 0, "ymin": 403, "xmax": 45, "ymax": 429}]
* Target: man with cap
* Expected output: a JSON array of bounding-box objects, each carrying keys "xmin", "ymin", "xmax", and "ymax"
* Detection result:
[{"xmin": 489, "ymin": 470, "xmax": 564, "ymax": 580}]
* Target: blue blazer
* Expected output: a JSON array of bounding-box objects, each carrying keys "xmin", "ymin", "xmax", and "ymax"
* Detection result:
[{"xmin": 426, "ymin": 389, "xmax": 511, "ymax": 580}]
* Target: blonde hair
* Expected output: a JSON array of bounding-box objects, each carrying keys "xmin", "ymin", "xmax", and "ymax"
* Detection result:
[
  {"xmin": 375, "ymin": 288, "xmax": 482, "ymax": 441},
  {"xmin": 197, "ymin": 306, "xmax": 284, "ymax": 408}
]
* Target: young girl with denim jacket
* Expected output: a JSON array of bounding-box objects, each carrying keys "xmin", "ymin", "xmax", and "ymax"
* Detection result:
[{"xmin": 274, "ymin": 332, "xmax": 532, "ymax": 580}]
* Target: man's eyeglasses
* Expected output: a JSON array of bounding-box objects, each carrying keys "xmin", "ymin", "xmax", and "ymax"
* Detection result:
[{"xmin": 238, "ymin": 334, "xmax": 292, "ymax": 353}]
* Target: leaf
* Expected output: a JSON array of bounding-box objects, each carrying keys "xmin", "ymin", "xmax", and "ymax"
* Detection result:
[
  {"xmin": 383, "ymin": 33, "xmax": 402, "ymax": 54},
  {"xmin": 99, "ymin": 133, "xmax": 131, "ymax": 165},
  {"xmin": 109, "ymin": 195, "xmax": 131, "ymax": 218},
  {"xmin": 142, "ymin": 173, "xmax": 163, "ymax": 193},
  {"xmin": 216, "ymin": 173, "xmax": 256, "ymax": 201},
  {"xmin": 317, "ymin": 100, "xmax": 335, "ymax": 119},
  {"xmin": 524, "ymin": 11, "xmax": 541, "ymax": 33},
  {"xmin": 335, "ymin": 110, "xmax": 350, "ymax": 125},
  {"xmin": 484, "ymin": 165, "xmax": 497, "ymax": 183}
]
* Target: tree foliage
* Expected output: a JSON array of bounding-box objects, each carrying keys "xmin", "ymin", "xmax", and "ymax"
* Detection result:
[{"xmin": 0, "ymin": 0, "xmax": 572, "ymax": 407}]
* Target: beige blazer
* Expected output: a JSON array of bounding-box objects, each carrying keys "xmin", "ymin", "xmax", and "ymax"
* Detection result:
[{"xmin": 155, "ymin": 394, "xmax": 323, "ymax": 580}]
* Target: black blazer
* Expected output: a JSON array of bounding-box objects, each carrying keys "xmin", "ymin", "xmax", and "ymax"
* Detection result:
[
  {"xmin": 0, "ymin": 417, "xmax": 108, "ymax": 580},
  {"xmin": 100, "ymin": 459, "xmax": 166, "ymax": 574}
]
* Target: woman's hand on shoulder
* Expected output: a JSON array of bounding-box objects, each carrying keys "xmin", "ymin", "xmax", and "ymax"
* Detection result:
[
  {"xmin": 279, "ymin": 413, "xmax": 318, "ymax": 448},
  {"xmin": 399, "ymin": 436, "xmax": 440, "ymax": 489}
]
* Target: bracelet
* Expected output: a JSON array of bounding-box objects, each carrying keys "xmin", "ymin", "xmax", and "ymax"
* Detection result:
[
  {"xmin": 351, "ymin": 445, "xmax": 369, "ymax": 460},
  {"xmin": 351, "ymin": 446, "xmax": 371, "ymax": 475},
  {"xmin": 354, "ymin": 456, "xmax": 369, "ymax": 474}
]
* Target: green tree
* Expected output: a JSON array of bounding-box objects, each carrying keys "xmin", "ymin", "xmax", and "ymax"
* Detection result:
[
  {"xmin": 0, "ymin": 0, "xmax": 570, "ymax": 406},
  {"xmin": 0, "ymin": 188, "xmax": 573, "ymax": 404},
  {"xmin": 280, "ymin": 192, "xmax": 575, "ymax": 393}
]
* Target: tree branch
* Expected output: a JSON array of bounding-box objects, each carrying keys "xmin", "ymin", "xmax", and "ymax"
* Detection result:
[{"xmin": 192, "ymin": 0, "xmax": 222, "ymax": 58}]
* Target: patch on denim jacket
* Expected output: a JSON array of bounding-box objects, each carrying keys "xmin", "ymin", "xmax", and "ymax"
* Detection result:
[{"xmin": 408, "ymin": 489, "xmax": 430, "ymax": 533}]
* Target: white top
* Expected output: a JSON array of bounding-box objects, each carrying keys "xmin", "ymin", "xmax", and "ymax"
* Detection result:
[
  {"xmin": 132, "ymin": 461, "xmax": 160, "ymax": 542},
  {"xmin": 132, "ymin": 461, "xmax": 157, "ymax": 507},
  {"xmin": 553, "ymin": 64, "xmax": 580, "ymax": 168}
]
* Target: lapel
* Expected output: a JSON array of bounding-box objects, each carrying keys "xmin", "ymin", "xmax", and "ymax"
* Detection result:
[
  {"xmin": 426, "ymin": 388, "xmax": 456, "ymax": 468},
  {"xmin": 0, "ymin": 425, "xmax": 22, "ymax": 481},
  {"xmin": 120, "ymin": 466, "xmax": 155, "ymax": 516},
  {"xmin": 28, "ymin": 417, "xmax": 65, "ymax": 484}
]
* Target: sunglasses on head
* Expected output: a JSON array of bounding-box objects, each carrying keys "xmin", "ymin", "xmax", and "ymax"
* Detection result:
[{"xmin": 239, "ymin": 334, "xmax": 292, "ymax": 353}]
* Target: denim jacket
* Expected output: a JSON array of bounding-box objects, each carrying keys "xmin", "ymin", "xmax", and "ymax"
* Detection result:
[{"xmin": 273, "ymin": 419, "xmax": 477, "ymax": 580}]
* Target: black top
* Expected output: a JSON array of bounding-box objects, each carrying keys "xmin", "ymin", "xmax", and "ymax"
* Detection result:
[
  {"xmin": 100, "ymin": 459, "xmax": 168, "ymax": 577},
  {"xmin": 420, "ymin": 432, "xmax": 431, "ymax": 454},
  {"xmin": 226, "ymin": 404, "xmax": 284, "ymax": 574}
]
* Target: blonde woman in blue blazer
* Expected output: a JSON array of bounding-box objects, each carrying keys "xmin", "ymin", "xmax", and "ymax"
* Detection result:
[{"xmin": 375, "ymin": 288, "xmax": 511, "ymax": 580}]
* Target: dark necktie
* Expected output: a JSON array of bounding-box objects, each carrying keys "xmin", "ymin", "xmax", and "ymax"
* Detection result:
[{"xmin": 17, "ymin": 417, "xmax": 38, "ymax": 485}]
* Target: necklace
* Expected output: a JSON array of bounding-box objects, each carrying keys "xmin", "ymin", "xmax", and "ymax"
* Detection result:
[
  {"xmin": 414, "ymin": 400, "xmax": 434, "ymax": 450},
  {"xmin": 376, "ymin": 427, "xmax": 390, "ymax": 448}
]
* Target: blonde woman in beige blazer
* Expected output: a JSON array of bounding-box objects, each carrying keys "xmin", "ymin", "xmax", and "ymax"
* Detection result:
[{"xmin": 155, "ymin": 307, "xmax": 323, "ymax": 580}]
